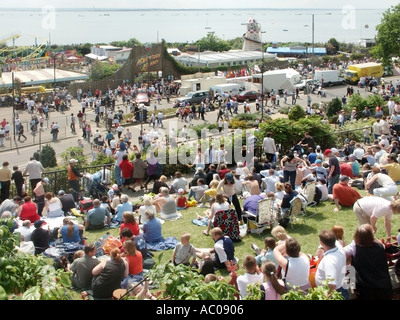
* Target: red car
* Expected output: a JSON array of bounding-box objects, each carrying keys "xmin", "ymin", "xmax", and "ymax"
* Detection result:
[
  {"xmin": 236, "ymin": 90, "xmax": 259, "ymax": 102},
  {"xmin": 135, "ymin": 92, "xmax": 150, "ymax": 106}
]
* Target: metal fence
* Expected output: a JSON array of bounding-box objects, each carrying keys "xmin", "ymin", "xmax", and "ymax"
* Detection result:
[{"xmin": 10, "ymin": 164, "xmax": 115, "ymax": 199}]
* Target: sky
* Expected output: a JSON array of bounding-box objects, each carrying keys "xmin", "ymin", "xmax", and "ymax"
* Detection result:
[{"xmin": 0, "ymin": 0, "xmax": 398, "ymax": 9}]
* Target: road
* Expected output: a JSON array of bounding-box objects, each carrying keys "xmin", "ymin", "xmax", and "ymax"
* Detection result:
[{"xmin": 1, "ymin": 74, "xmax": 399, "ymax": 170}]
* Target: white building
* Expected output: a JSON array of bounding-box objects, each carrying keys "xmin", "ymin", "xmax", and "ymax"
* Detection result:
[
  {"xmin": 86, "ymin": 45, "xmax": 122, "ymax": 61},
  {"xmin": 173, "ymin": 50, "xmax": 276, "ymax": 69}
]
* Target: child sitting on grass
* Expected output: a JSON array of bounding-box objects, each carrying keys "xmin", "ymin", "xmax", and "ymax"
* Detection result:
[
  {"xmin": 251, "ymin": 236, "xmax": 278, "ymax": 267},
  {"xmin": 176, "ymin": 188, "xmax": 187, "ymax": 210}
]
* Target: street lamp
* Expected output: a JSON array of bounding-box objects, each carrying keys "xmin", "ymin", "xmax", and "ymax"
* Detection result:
[
  {"xmin": 51, "ymin": 52, "xmax": 56, "ymax": 89},
  {"xmin": 12, "ymin": 72, "xmax": 16, "ymax": 144},
  {"xmin": 260, "ymin": 30, "xmax": 266, "ymax": 122},
  {"xmin": 298, "ymin": 12, "xmax": 332, "ymax": 77}
]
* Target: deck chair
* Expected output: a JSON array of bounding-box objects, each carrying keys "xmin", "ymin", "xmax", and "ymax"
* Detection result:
[
  {"xmin": 243, "ymin": 198, "xmax": 277, "ymax": 235},
  {"xmin": 298, "ymin": 181, "xmax": 318, "ymax": 218},
  {"xmin": 285, "ymin": 196, "xmax": 306, "ymax": 228},
  {"xmin": 213, "ymin": 209, "xmax": 241, "ymax": 242}
]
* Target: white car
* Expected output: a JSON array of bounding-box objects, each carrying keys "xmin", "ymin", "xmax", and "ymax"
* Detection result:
[{"xmin": 295, "ymin": 79, "xmax": 318, "ymax": 91}]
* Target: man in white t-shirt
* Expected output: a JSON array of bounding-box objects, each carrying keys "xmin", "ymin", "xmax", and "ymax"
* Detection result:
[
  {"xmin": 315, "ymin": 229, "xmax": 347, "ymax": 299},
  {"xmin": 353, "ymin": 196, "xmax": 400, "ymax": 238}
]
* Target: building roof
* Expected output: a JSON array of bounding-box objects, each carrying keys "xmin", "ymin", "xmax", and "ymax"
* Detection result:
[
  {"xmin": 175, "ymin": 50, "xmax": 276, "ymax": 64},
  {"xmin": 85, "ymin": 53, "xmax": 108, "ymax": 60},
  {"xmin": 267, "ymin": 46, "xmax": 326, "ymax": 55},
  {"xmin": 0, "ymin": 68, "xmax": 89, "ymax": 88}
]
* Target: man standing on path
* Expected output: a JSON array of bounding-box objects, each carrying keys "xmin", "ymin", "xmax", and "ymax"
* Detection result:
[
  {"xmin": 68, "ymin": 159, "xmax": 84, "ymax": 202},
  {"xmin": 23, "ymin": 157, "xmax": 45, "ymax": 196},
  {"xmin": 70, "ymin": 113, "xmax": 76, "ymax": 134}
]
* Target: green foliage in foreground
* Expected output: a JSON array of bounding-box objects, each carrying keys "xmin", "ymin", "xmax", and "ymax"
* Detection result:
[{"xmin": 0, "ymin": 220, "xmax": 71, "ymax": 300}]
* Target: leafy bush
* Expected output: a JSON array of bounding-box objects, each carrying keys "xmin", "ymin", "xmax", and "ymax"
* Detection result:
[
  {"xmin": 0, "ymin": 220, "xmax": 71, "ymax": 300},
  {"xmin": 40, "ymin": 145, "xmax": 57, "ymax": 168},
  {"xmin": 282, "ymin": 281, "xmax": 344, "ymax": 300},
  {"xmin": 146, "ymin": 257, "xmax": 238, "ymax": 300},
  {"xmin": 326, "ymin": 97, "xmax": 343, "ymax": 118},
  {"xmin": 256, "ymin": 116, "xmax": 335, "ymax": 154},
  {"xmin": 60, "ymin": 147, "xmax": 88, "ymax": 167},
  {"xmin": 288, "ymin": 104, "xmax": 306, "ymax": 121}
]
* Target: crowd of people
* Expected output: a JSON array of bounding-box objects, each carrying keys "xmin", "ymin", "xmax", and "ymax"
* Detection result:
[{"xmin": 1, "ymin": 75, "xmax": 400, "ymax": 300}]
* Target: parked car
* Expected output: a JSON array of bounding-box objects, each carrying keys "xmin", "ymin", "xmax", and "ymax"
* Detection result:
[
  {"xmin": 294, "ymin": 79, "xmax": 318, "ymax": 91},
  {"xmin": 177, "ymin": 90, "xmax": 211, "ymax": 105},
  {"xmin": 236, "ymin": 90, "xmax": 258, "ymax": 102},
  {"xmin": 135, "ymin": 92, "xmax": 150, "ymax": 106}
]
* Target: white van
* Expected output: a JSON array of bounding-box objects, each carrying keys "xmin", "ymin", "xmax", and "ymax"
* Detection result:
[
  {"xmin": 314, "ymin": 70, "xmax": 345, "ymax": 87},
  {"xmin": 210, "ymin": 83, "xmax": 243, "ymax": 98}
]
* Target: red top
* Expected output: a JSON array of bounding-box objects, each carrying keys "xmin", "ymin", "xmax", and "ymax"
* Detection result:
[
  {"xmin": 119, "ymin": 159, "xmax": 134, "ymax": 179},
  {"xmin": 176, "ymin": 196, "xmax": 187, "ymax": 208},
  {"xmin": 20, "ymin": 201, "xmax": 40, "ymax": 223},
  {"xmin": 126, "ymin": 251, "xmax": 143, "ymax": 275},
  {"xmin": 119, "ymin": 222, "xmax": 140, "ymax": 236},
  {"xmin": 218, "ymin": 168, "xmax": 231, "ymax": 180},
  {"xmin": 340, "ymin": 163, "xmax": 353, "ymax": 178}
]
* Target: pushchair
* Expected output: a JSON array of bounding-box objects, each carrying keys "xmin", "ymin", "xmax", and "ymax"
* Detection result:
[{"xmin": 84, "ymin": 171, "xmax": 110, "ymax": 199}]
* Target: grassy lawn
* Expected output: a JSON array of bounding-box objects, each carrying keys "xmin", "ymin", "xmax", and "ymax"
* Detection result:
[{"xmin": 80, "ymin": 186, "xmax": 400, "ymax": 282}]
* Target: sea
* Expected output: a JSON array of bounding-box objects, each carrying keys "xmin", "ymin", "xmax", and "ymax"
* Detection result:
[{"xmin": 0, "ymin": 7, "xmax": 388, "ymax": 47}]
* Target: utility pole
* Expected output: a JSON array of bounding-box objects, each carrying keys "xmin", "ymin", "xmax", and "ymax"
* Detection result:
[{"xmin": 12, "ymin": 72, "xmax": 16, "ymax": 143}]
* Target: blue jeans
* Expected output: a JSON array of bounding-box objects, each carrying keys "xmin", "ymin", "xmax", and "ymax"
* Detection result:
[
  {"xmin": 114, "ymin": 166, "xmax": 125, "ymax": 187},
  {"xmin": 283, "ymin": 170, "xmax": 296, "ymax": 190},
  {"xmin": 328, "ymin": 174, "xmax": 340, "ymax": 194},
  {"xmin": 336, "ymin": 287, "xmax": 349, "ymax": 300}
]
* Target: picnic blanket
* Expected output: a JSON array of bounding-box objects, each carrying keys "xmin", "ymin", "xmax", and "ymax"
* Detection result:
[
  {"xmin": 191, "ymin": 218, "xmax": 209, "ymax": 226},
  {"xmin": 146, "ymin": 236, "xmax": 178, "ymax": 251}
]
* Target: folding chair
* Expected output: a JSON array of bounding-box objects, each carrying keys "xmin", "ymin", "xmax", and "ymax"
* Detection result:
[
  {"xmin": 298, "ymin": 181, "xmax": 318, "ymax": 218},
  {"xmin": 286, "ymin": 196, "xmax": 306, "ymax": 228},
  {"xmin": 213, "ymin": 209, "xmax": 241, "ymax": 242},
  {"xmin": 243, "ymin": 198, "xmax": 277, "ymax": 235}
]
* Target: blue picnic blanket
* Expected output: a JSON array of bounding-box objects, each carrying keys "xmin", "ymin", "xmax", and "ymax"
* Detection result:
[
  {"xmin": 191, "ymin": 218, "xmax": 209, "ymax": 226},
  {"xmin": 146, "ymin": 236, "xmax": 178, "ymax": 251}
]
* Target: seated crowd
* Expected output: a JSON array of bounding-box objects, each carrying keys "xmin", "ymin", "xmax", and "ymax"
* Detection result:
[{"xmin": 2, "ymin": 126, "xmax": 400, "ymax": 301}]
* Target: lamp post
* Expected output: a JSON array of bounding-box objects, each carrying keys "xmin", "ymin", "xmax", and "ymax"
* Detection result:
[
  {"xmin": 298, "ymin": 12, "xmax": 332, "ymax": 78},
  {"xmin": 51, "ymin": 52, "xmax": 56, "ymax": 89},
  {"xmin": 12, "ymin": 72, "xmax": 16, "ymax": 143},
  {"xmin": 260, "ymin": 30, "xmax": 266, "ymax": 122}
]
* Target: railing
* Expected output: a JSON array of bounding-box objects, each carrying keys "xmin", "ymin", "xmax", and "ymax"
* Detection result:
[{"xmin": 11, "ymin": 164, "xmax": 115, "ymax": 198}]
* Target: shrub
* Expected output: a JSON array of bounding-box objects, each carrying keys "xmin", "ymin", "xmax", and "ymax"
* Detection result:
[
  {"xmin": 288, "ymin": 104, "xmax": 306, "ymax": 121},
  {"xmin": 326, "ymin": 97, "xmax": 343, "ymax": 118},
  {"xmin": 60, "ymin": 147, "xmax": 88, "ymax": 167},
  {"xmin": 40, "ymin": 145, "xmax": 57, "ymax": 168}
]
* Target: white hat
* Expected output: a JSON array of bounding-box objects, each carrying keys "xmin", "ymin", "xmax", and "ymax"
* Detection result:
[
  {"xmin": 242, "ymin": 191, "xmax": 251, "ymax": 199},
  {"xmin": 70, "ymin": 159, "xmax": 78, "ymax": 163},
  {"xmin": 331, "ymin": 148, "xmax": 339, "ymax": 154},
  {"xmin": 43, "ymin": 177, "xmax": 49, "ymax": 184}
]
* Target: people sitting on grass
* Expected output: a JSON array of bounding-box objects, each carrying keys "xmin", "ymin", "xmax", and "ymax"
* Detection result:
[
  {"xmin": 152, "ymin": 187, "xmax": 180, "ymax": 220},
  {"xmin": 84, "ymin": 199, "xmax": 111, "ymax": 231},
  {"xmin": 202, "ymin": 193, "xmax": 230, "ymax": 236}
]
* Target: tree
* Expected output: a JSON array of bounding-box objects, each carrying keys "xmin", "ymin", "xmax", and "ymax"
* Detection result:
[
  {"xmin": 326, "ymin": 38, "xmax": 340, "ymax": 55},
  {"xmin": 371, "ymin": 4, "xmax": 400, "ymax": 66},
  {"xmin": 326, "ymin": 97, "xmax": 343, "ymax": 118},
  {"xmin": 288, "ymin": 105, "xmax": 306, "ymax": 121},
  {"xmin": 90, "ymin": 60, "xmax": 121, "ymax": 81},
  {"xmin": 110, "ymin": 38, "xmax": 142, "ymax": 48},
  {"xmin": 195, "ymin": 33, "xmax": 231, "ymax": 52},
  {"xmin": 40, "ymin": 144, "xmax": 57, "ymax": 168}
]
